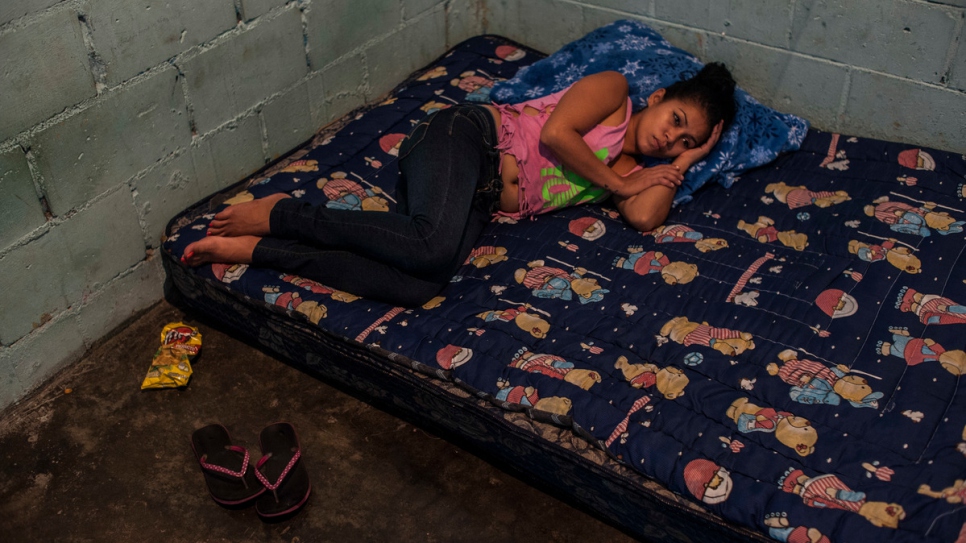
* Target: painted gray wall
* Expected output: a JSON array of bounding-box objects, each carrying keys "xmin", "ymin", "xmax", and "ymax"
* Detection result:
[
  {"xmin": 0, "ymin": 0, "xmax": 963, "ymax": 410},
  {"xmin": 0, "ymin": 0, "xmax": 483, "ymax": 410},
  {"xmin": 482, "ymin": 0, "xmax": 966, "ymax": 153}
]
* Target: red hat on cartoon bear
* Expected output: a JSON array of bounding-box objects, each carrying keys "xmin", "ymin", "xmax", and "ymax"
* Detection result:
[
  {"xmin": 436, "ymin": 344, "xmax": 473, "ymax": 370},
  {"xmin": 568, "ymin": 216, "xmax": 605, "ymax": 241},
  {"xmin": 684, "ymin": 458, "xmax": 732, "ymax": 504},
  {"xmin": 897, "ymin": 148, "xmax": 935, "ymax": 171},
  {"xmin": 815, "ymin": 289, "xmax": 858, "ymax": 318}
]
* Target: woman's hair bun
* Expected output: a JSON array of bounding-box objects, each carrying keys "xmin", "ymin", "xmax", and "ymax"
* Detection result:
[
  {"xmin": 695, "ymin": 62, "xmax": 736, "ymax": 96},
  {"xmin": 665, "ymin": 61, "xmax": 738, "ymax": 131}
]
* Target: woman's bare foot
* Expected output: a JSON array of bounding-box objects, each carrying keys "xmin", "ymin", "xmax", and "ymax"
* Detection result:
[
  {"xmin": 208, "ymin": 193, "xmax": 290, "ymax": 237},
  {"xmin": 182, "ymin": 236, "xmax": 261, "ymax": 266}
]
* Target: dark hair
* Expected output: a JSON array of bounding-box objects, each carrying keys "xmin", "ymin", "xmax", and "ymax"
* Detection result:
[{"xmin": 664, "ymin": 62, "xmax": 737, "ymax": 131}]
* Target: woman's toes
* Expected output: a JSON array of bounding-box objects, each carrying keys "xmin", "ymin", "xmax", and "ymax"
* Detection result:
[
  {"xmin": 207, "ymin": 220, "xmax": 227, "ymax": 235},
  {"xmin": 182, "ymin": 246, "xmax": 202, "ymax": 266}
]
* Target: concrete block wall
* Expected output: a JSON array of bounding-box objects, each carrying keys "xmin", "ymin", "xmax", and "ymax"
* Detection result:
[
  {"xmin": 2, "ymin": 0, "xmax": 962, "ymax": 411},
  {"xmin": 482, "ymin": 0, "xmax": 966, "ymax": 154},
  {"xmin": 0, "ymin": 0, "xmax": 484, "ymax": 410}
]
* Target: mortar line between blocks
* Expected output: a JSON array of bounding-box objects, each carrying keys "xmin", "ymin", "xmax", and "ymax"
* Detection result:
[
  {"xmin": 19, "ymin": 144, "xmax": 53, "ymax": 220},
  {"xmin": 257, "ymin": 110, "xmax": 271, "ymax": 163},
  {"xmin": 939, "ymin": 10, "xmax": 964, "ymax": 86},
  {"xmin": 835, "ymin": 69, "xmax": 852, "ymax": 131},
  {"xmin": 299, "ymin": 0, "xmax": 313, "ymax": 71},
  {"xmin": 75, "ymin": 10, "xmax": 108, "ymax": 94}
]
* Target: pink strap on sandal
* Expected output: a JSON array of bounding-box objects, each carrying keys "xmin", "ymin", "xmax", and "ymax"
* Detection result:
[
  {"xmin": 254, "ymin": 450, "xmax": 302, "ymax": 493},
  {"xmin": 199, "ymin": 445, "xmax": 251, "ymax": 482},
  {"xmin": 254, "ymin": 422, "xmax": 311, "ymax": 518},
  {"xmin": 190, "ymin": 423, "xmax": 266, "ymax": 506}
]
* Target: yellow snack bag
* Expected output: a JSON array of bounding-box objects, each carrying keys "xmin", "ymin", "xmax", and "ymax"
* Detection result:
[
  {"xmin": 141, "ymin": 347, "xmax": 193, "ymax": 389},
  {"xmin": 160, "ymin": 322, "xmax": 202, "ymax": 357},
  {"xmin": 141, "ymin": 323, "xmax": 202, "ymax": 390}
]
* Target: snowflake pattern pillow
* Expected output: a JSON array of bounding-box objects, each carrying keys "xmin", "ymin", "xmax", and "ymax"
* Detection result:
[{"xmin": 490, "ymin": 19, "xmax": 809, "ymax": 204}]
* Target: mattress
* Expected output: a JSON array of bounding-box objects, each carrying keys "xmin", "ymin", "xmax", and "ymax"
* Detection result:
[{"xmin": 162, "ymin": 35, "xmax": 966, "ymax": 543}]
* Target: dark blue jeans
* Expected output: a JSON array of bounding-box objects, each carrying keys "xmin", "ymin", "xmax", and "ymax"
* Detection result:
[{"xmin": 251, "ymin": 105, "xmax": 502, "ymax": 306}]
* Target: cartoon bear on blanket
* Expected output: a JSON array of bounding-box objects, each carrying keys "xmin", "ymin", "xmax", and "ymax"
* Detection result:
[
  {"xmin": 737, "ymin": 216, "xmax": 809, "ymax": 251},
  {"xmin": 614, "ymin": 356, "xmax": 689, "ymax": 399},
  {"xmin": 779, "ymin": 468, "xmax": 905, "ymax": 528},
  {"xmin": 659, "ymin": 317, "xmax": 755, "ymax": 357},
  {"xmin": 765, "ymin": 182, "xmax": 850, "ymax": 209},
  {"xmin": 767, "ymin": 349, "xmax": 883, "ymax": 408},
  {"xmin": 727, "ymin": 398, "xmax": 818, "ymax": 456}
]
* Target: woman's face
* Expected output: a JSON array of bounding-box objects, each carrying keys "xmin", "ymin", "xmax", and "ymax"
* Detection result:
[{"xmin": 633, "ymin": 89, "xmax": 712, "ymax": 159}]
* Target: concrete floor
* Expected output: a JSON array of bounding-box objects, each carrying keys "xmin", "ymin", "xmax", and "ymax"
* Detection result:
[{"xmin": 0, "ymin": 300, "xmax": 636, "ymax": 542}]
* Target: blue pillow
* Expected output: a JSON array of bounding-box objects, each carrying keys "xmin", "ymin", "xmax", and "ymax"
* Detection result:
[{"xmin": 490, "ymin": 20, "xmax": 809, "ymax": 205}]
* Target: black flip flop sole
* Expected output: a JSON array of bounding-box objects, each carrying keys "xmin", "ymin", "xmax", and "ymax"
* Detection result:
[
  {"xmin": 191, "ymin": 423, "xmax": 265, "ymax": 506},
  {"xmin": 255, "ymin": 422, "xmax": 311, "ymax": 518}
]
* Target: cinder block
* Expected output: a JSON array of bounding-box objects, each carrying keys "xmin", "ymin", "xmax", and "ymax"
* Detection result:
[
  {"xmin": 133, "ymin": 152, "xmax": 207, "ymax": 247},
  {"xmin": 482, "ymin": 0, "xmax": 583, "ymax": 58},
  {"xmin": 403, "ymin": 0, "xmax": 442, "ymax": 20},
  {"xmin": 194, "ymin": 114, "xmax": 267, "ymax": 194},
  {"xmin": 709, "ymin": 36, "xmax": 848, "ymax": 131},
  {"xmin": 645, "ymin": 20, "xmax": 709, "ymax": 57},
  {"xmin": 76, "ymin": 260, "xmax": 163, "ymax": 349},
  {"xmin": 317, "ymin": 54, "xmax": 367, "ymax": 123},
  {"xmin": 241, "ymin": 0, "xmax": 288, "ymax": 20},
  {"xmin": 0, "ymin": 148, "xmax": 46, "ymax": 251},
  {"xmin": 0, "ymin": 230, "xmax": 72, "ymax": 345},
  {"xmin": 0, "ymin": 188, "xmax": 146, "ymax": 345},
  {"xmin": 183, "ymin": 6, "xmax": 308, "ymax": 134},
  {"xmin": 88, "ymin": 0, "xmax": 236, "ymax": 86},
  {"xmin": 366, "ymin": 10, "xmax": 448, "ymax": 99},
  {"xmin": 4, "ymin": 311, "xmax": 86, "ymax": 410},
  {"xmin": 790, "ymin": 0, "xmax": 957, "ymax": 85},
  {"xmin": 33, "ymin": 67, "xmax": 191, "ymax": 215},
  {"xmin": 60, "ymin": 188, "xmax": 148, "ymax": 293},
  {"xmin": 0, "ymin": 8, "xmax": 95, "ymax": 142},
  {"xmin": 0, "ymin": 0, "xmax": 60, "ymax": 26},
  {"xmin": 261, "ymin": 82, "xmax": 317, "ymax": 161},
  {"xmin": 306, "ymin": 0, "xmax": 401, "ymax": 69},
  {"xmin": 444, "ymin": 0, "xmax": 484, "ymax": 48},
  {"xmin": 710, "ymin": 0, "xmax": 792, "ymax": 48},
  {"xmin": 654, "ymin": 0, "xmax": 712, "ymax": 29},
  {"xmin": 844, "ymin": 70, "xmax": 966, "ymax": 154}
]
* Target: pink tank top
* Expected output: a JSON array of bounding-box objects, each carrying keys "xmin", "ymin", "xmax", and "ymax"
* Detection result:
[{"xmin": 493, "ymin": 86, "xmax": 634, "ymax": 218}]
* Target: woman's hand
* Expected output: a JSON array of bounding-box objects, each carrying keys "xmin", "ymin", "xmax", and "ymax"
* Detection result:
[
  {"xmin": 673, "ymin": 120, "xmax": 724, "ymax": 172},
  {"xmin": 617, "ymin": 164, "xmax": 683, "ymax": 197}
]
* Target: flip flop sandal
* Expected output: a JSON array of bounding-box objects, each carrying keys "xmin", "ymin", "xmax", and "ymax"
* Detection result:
[
  {"xmin": 254, "ymin": 422, "xmax": 311, "ymax": 519},
  {"xmin": 190, "ymin": 424, "xmax": 266, "ymax": 506}
]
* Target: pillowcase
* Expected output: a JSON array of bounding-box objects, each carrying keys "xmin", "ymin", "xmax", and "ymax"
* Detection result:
[{"xmin": 490, "ymin": 19, "xmax": 809, "ymax": 205}]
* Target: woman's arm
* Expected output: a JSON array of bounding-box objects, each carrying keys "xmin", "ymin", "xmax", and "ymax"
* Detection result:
[
  {"xmin": 612, "ymin": 181, "xmax": 676, "ymax": 232},
  {"xmin": 613, "ymin": 121, "xmax": 725, "ymax": 232},
  {"xmin": 540, "ymin": 72, "xmax": 682, "ymax": 198}
]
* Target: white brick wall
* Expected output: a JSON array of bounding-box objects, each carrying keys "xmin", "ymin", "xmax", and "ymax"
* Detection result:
[{"xmin": 0, "ymin": 0, "xmax": 479, "ymax": 410}]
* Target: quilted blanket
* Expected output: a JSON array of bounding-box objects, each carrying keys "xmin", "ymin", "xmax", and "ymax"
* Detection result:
[{"xmin": 162, "ymin": 35, "xmax": 966, "ymax": 543}]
